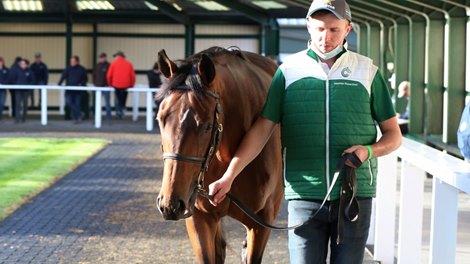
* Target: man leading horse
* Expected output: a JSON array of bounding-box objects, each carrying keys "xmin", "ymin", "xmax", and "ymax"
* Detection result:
[{"xmin": 209, "ymin": 0, "xmax": 402, "ymax": 263}]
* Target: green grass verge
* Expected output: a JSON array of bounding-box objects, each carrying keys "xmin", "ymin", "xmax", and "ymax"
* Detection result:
[{"xmin": 0, "ymin": 138, "xmax": 109, "ymax": 221}]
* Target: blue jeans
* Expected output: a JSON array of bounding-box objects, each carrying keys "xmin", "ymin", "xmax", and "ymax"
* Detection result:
[
  {"xmin": 102, "ymin": 91, "xmax": 111, "ymax": 120},
  {"xmin": 65, "ymin": 91, "xmax": 82, "ymax": 121},
  {"xmin": 288, "ymin": 198, "xmax": 372, "ymax": 264},
  {"xmin": 0, "ymin": 89, "xmax": 5, "ymax": 120}
]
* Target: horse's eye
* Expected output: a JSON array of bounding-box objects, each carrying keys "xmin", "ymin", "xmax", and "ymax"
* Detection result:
[{"xmin": 204, "ymin": 123, "xmax": 212, "ymax": 132}]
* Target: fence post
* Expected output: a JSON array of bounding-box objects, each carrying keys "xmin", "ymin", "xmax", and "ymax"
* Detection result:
[
  {"xmin": 429, "ymin": 178, "xmax": 458, "ymax": 264},
  {"xmin": 374, "ymin": 153, "xmax": 398, "ymax": 264},
  {"xmin": 397, "ymin": 161, "xmax": 425, "ymax": 264},
  {"xmin": 133, "ymin": 90, "xmax": 139, "ymax": 121},
  {"xmin": 41, "ymin": 86, "xmax": 47, "ymax": 125},
  {"xmin": 95, "ymin": 90, "xmax": 102, "ymax": 128},
  {"xmin": 59, "ymin": 89, "xmax": 65, "ymax": 114},
  {"xmin": 146, "ymin": 90, "xmax": 153, "ymax": 131}
]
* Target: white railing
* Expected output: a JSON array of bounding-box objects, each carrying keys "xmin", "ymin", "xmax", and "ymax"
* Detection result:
[
  {"xmin": 0, "ymin": 84, "xmax": 159, "ymax": 131},
  {"xmin": 373, "ymin": 137, "xmax": 470, "ymax": 264}
]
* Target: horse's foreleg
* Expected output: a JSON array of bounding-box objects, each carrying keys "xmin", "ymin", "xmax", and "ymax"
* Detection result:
[
  {"xmin": 185, "ymin": 210, "xmax": 226, "ymax": 264},
  {"xmin": 242, "ymin": 201, "xmax": 282, "ymax": 264},
  {"xmin": 243, "ymin": 225, "xmax": 272, "ymax": 264}
]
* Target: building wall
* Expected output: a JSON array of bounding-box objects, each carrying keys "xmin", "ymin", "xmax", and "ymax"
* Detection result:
[{"xmin": 0, "ymin": 22, "xmax": 260, "ymax": 109}]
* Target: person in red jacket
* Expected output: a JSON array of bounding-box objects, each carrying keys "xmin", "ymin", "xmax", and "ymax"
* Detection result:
[{"xmin": 106, "ymin": 51, "xmax": 135, "ymax": 119}]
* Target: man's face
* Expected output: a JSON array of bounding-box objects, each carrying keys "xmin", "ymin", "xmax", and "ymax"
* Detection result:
[
  {"xmin": 404, "ymin": 87, "xmax": 410, "ymax": 97},
  {"xmin": 307, "ymin": 11, "xmax": 351, "ymax": 54},
  {"xmin": 70, "ymin": 57, "xmax": 78, "ymax": 66},
  {"xmin": 35, "ymin": 57, "xmax": 41, "ymax": 63},
  {"xmin": 99, "ymin": 56, "xmax": 106, "ymax": 63},
  {"xmin": 19, "ymin": 60, "xmax": 27, "ymax": 70}
]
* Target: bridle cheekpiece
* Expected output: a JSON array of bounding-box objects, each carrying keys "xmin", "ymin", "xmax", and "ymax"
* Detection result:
[{"xmin": 161, "ymin": 90, "xmax": 223, "ymax": 196}]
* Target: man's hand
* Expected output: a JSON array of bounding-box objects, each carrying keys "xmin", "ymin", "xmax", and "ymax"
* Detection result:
[
  {"xmin": 343, "ymin": 145, "xmax": 369, "ymax": 167},
  {"xmin": 208, "ymin": 117, "xmax": 277, "ymax": 207},
  {"xmin": 208, "ymin": 173, "xmax": 235, "ymax": 206},
  {"xmin": 342, "ymin": 117, "xmax": 402, "ymax": 168}
]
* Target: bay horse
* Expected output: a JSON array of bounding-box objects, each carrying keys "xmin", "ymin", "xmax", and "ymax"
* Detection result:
[{"xmin": 156, "ymin": 47, "xmax": 283, "ymax": 263}]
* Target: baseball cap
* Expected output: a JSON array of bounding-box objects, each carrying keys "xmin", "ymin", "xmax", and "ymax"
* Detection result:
[
  {"xmin": 306, "ymin": 0, "xmax": 352, "ymax": 21},
  {"xmin": 99, "ymin": 52, "xmax": 107, "ymax": 58},
  {"xmin": 113, "ymin": 51, "xmax": 125, "ymax": 57}
]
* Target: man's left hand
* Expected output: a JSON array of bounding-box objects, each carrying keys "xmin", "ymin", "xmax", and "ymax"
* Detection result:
[{"xmin": 343, "ymin": 145, "xmax": 369, "ymax": 167}]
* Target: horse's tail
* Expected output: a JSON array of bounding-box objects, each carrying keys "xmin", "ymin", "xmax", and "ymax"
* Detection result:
[{"xmin": 215, "ymin": 221, "xmax": 227, "ymax": 263}]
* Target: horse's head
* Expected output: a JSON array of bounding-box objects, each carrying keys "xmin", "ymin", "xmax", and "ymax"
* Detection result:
[{"xmin": 156, "ymin": 49, "xmax": 223, "ymax": 220}]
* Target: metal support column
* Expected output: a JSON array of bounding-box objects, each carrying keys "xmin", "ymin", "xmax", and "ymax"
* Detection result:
[
  {"xmin": 263, "ymin": 18, "xmax": 279, "ymax": 56},
  {"xmin": 394, "ymin": 21, "xmax": 409, "ymax": 114},
  {"xmin": 409, "ymin": 20, "xmax": 426, "ymax": 134},
  {"xmin": 185, "ymin": 23, "xmax": 195, "ymax": 57},
  {"xmin": 444, "ymin": 15, "xmax": 467, "ymax": 143}
]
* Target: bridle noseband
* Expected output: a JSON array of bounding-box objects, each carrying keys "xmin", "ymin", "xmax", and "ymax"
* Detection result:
[{"xmin": 161, "ymin": 90, "xmax": 223, "ymax": 191}]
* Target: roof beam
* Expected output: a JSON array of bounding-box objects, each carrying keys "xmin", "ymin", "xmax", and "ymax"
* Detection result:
[
  {"xmin": 145, "ymin": 0, "xmax": 190, "ymax": 24},
  {"xmin": 212, "ymin": 0, "xmax": 269, "ymax": 25}
]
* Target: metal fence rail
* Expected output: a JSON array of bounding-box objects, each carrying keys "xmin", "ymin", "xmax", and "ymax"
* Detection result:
[{"xmin": 0, "ymin": 84, "xmax": 159, "ymax": 131}]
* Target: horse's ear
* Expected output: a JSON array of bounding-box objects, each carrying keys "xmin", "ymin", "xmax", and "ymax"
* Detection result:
[
  {"xmin": 158, "ymin": 49, "xmax": 178, "ymax": 78},
  {"xmin": 197, "ymin": 54, "xmax": 215, "ymax": 86}
]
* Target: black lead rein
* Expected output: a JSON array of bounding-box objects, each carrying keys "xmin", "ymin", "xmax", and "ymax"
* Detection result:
[{"xmin": 197, "ymin": 152, "xmax": 363, "ymax": 243}]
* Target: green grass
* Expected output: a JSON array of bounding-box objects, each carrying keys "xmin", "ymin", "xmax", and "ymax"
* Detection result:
[{"xmin": 0, "ymin": 138, "xmax": 109, "ymax": 220}]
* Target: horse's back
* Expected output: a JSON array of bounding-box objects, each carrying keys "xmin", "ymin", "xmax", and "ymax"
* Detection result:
[{"xmin": 241, "ymin": 51, "xmax": 278, "ymax": 78}]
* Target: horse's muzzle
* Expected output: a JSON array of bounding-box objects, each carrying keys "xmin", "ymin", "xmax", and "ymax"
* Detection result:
[{"xmin": 156, "ymin": 191, "xmax": 196, "ymax": 220}]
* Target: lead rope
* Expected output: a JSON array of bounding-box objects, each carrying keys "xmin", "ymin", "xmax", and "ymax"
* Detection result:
[{"xmin": 197, "ymin": 152, "xmax": 362, "ymax": 237}]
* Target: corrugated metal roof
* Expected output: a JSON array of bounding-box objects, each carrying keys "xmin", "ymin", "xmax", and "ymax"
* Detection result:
[
  {"xmin": 0, "ymin": 0, "xmax": 308, "ymax": 23},
  {"xmin": 0, "ymin": 0, "xmax": 465, "ymax": 23}
]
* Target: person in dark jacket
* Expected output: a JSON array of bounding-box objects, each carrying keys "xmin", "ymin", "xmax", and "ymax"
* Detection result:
[
  {"xmin": 8, "ymin": 59, "xmax": 36, "ymax": 123},
  {"xmin": 147, "ymin": 62, "xmax": 162, "ymax": 112},
  {"xmin": 8, "ymin": 56, "xmax": 22, "ymax": 118},
  {"xmin": 92, "ymin": 52, "xmax": 111, "ymax": 121},
  {"xmin": 58, "ymin": 55, "xmax": 88, "ymax": 123},
  {"xmin": 0, "ymin": 57, "xmax": 9, "ymax": 121},
  {"xmin": 30, "ymin": 52, "xmax": 48, "ymax": 107}
]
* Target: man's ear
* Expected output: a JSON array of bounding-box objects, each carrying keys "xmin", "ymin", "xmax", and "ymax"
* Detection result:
[
  {"xmin": 306, "ymin": 18, "xmax": 314, "ymax": 36},
  {"xmin": 157, "ymin": 49, "xmax": 178, "ymax": 78}
]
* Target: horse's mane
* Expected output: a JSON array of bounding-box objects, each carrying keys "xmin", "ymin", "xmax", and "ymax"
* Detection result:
[{"xmin": 157, "ymin": 47, "xmax": 245, "ymax": 100}]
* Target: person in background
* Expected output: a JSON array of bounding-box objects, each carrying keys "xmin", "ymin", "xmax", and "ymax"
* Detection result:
[
  {"xmin": 397, "ymin": 81, "xmax": 410, "ymax": 120},
  {"xmin": 58, "ymin": 55, "xmax": 88, "ymax": 124},
  {"xmin": 397, "ymin": 80, "xmax": 410, "ymax": 135},
  {"xmin": 93, "ymin": 52, "xmax": 111, "ymax": 122},
  {"xmin": 29, "ymin": 52, "xmax": 49, "ymax": 107},
  {"xmin": 106, "ymin": 51, "xmax": 135, "ymax": 119},
  {"xmin": 0, "ymin": 57, "xmax": 9, "ymax": 121},
  {"xmin": 8, "ymin": 56, "xmax": 22, "ymax": 118},
  {"xmin": 8, "ymin": 59, "xmax": 36, "ymax": 123},
  {"xmin": 147, "ymin": 62, "xmax": 162, "ymax": 112},
  {"xmin": 208, "ymin": 0, "xmax": 402, "ymax": 263},
  {"xmin": 457, "ymin": 101, "xmax": 470, "ymax": 161}
]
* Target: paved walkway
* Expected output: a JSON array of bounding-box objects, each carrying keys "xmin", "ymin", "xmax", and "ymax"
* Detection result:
[
  {"xmin": 1, "ymin": 118, "xmax": 468, "ymax": 263},
  {"xmin": 0, "ymin": 118, "xmax": 291, "ymax": 263}
]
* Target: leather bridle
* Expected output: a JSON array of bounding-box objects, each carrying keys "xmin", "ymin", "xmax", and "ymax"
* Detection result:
[{"xmin": 161, "ymin": 90, "xmax": 223, "ymax": 192}]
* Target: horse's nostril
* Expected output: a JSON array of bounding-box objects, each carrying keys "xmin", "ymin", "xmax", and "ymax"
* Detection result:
[
  {"xmin": 156, "ymin": 195, "xmax": 188, "ymax": 220},
  {"xmin": 178, "ymin": 199, "xmax": 185, "ymax": 212}
]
